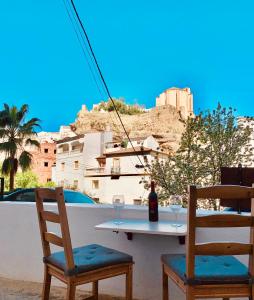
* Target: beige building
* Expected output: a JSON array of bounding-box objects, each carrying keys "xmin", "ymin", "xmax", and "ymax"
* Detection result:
[{"xmin": 156, "ymin": 87, "xmax": 194, "ymax": 118}]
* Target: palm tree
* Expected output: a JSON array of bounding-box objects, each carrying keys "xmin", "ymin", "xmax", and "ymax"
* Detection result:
[{"xmin": 0, "ymin": 104, "xmax": 40, "ymax": 191}]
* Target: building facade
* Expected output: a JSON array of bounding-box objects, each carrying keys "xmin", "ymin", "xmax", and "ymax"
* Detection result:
[
  {"xmin": 156, "ymin": 87, "xmax": 193, "ymax": 118},
  {"xmin": 84, "ymin": 136, "xmax": 168, "ymax": 204},
  {"xmin": 54, "ymin": 131, "xmax": 113, "ymax": 191},
  {"xmin": 30, "ymin": 142, "xmax": 56, "ymax": 184}
]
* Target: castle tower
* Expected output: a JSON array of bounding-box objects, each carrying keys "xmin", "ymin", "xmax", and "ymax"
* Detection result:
[{"xmin": 156, "ymin": 87, "xmax": 194, "ymax": 118}]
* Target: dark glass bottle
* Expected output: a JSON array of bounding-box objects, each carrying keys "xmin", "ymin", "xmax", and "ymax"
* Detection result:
[{"xmin": 148, "ymin": 181, "xmax": 158, "ymax": 222}]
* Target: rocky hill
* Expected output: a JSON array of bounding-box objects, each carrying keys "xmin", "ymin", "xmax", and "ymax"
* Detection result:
[{"xmin": 73, "ymin": 105, "xmax": 185, "ymax": 153}]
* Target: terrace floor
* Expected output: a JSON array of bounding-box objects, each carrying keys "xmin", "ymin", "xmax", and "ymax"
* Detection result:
[
  {"xmin": 0, "ymin": 277, "xmax": 123, "ymax": 300},
  {"xmin": 0, "ymin": 277, "xmax": 246, "ymax": 300}
]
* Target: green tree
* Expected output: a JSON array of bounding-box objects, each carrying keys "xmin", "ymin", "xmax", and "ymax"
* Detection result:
[
  {"xmin": 15, "ymin": 170, "xmax": 40, "ymax": 188},
  {"xmin": 149, "ymin": 103, "xmax": 253, "ymax": 209},
  {"xmin": 95, "ymin": 98, "xmax": 144, "ymax": 115},
  {"xmin": 174, "ymin": 114, "xmax": 205, "ymax": 193},
  {"xmin": 199, "ymin": 104, "xmax": 253, "ymax": 185},
  {"xmin": 43, "ymin": 181, "xmax": 56, "ymax": 188},
  {"xmin": 0, "ymin": 104, "xmax": 40, "ymax": 191}
]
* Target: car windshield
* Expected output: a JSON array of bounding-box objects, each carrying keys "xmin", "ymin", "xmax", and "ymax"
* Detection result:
[{"xmin": 63, "ymin": 190, "xmax": 94, "ymax": 204}]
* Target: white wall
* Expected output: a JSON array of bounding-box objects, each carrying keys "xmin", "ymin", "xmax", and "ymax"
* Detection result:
[
  {"xmin": 126, "ymin": 136, "xmax": 159, "ymax": 150},
  {"xmin": 55, "ymin": 151, "xmax": 84, "ymax": 190},
  {"xmin": 84, "ymin": 175, "xmax": 149, "ymax": 204},
  {"xmin": 83, "ymin": 132, "xmax": 112, "ymax": 170},
  {"xmin": 84, "ymin": 149, "xmax": 167, "ymax": 204},
  {"xmin": 0, "ymin": 202, "xmax": 249, "ymax": 300},
  {"xmin": 55, "ymin": 131, "xmax": 113, "ymax": 192}
]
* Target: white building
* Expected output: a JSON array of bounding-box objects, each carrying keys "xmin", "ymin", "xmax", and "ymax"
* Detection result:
[
  {"xmin": 84, "ymin": 136, "xmax": 168, "ymax": 204},
  {"xmin": 54, "ymin": 133, "xmax": 168, "ymax": 204},
  {"xmin": 54, "ymin": 131, "xmax": 112, "ymax": 191}
]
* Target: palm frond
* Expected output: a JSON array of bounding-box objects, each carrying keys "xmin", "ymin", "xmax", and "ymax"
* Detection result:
[
  {"xmin": 25, "ymin": 138, "xmax": 40, "ymax": 148},
  {"xmin": 0, "ymin": 141, "xmax": 17, "ymax": 156},
  {"xmin": 1, "ymin": 158, "xmax": 11, "ymax": 175},
  {"xmin": 20, "ymin": 118, "xmax": 41, "ymax": 135},
  {"xmin": 19, "ymin": 151, "xmax": 32, "ymax": 171},
  {"xmin": 0, "ymin": 128, "xmax": 8, "ymax": 138},
  {"xmin": 0, "ymin": 104, "xmax": 10, "ymax": 127},
  {"xmin": 1, "ymin": 157, "xmax": 18, "ymax": 175},
  {"xmin": 17, "ymin": 104, "xmax": 29, "ymax": 123},
  {"xmin": 10, "ymin": 106, "xmax": 18, "ymax": 125},
  {"xmin": 3, "ymin": 103, "xmax": 10, "ymax": 112}
]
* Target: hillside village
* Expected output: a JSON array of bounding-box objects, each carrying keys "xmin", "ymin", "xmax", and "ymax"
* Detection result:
[
  {"xmin": 0, "ymin": 87, "xmax": 191, "ymax": 204},
  {"xmin": 1, "ymin": 88, "xmax": 254, "ymax": 204},
  {"xmin": 2, "ymin": 86, "xmax": 252, "ymax": 204}
]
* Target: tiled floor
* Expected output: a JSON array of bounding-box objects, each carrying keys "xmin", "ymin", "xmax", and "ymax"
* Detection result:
[
  {"xmin": 0, "ymin": 277, "xmax": 246, "ymax": 300},
  {"xmin": 0, "ymin": 277, "xmax": 123, "ymax": 300}
]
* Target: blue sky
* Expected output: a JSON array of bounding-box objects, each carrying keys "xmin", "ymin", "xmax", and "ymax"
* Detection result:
[{"xmin": 1, "ymin": 0, "xmax": 254, "ymax": 131}]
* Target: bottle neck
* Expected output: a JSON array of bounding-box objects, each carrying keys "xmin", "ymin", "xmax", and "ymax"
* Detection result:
[{"xmin": 150, "ymin": 181, "xmax": 155, "ymax": 193}]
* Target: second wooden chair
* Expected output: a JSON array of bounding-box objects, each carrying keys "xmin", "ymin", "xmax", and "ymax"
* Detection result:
[{"xmin": 162, "ymin": 185, "xmax": 254, "ymax": 300}]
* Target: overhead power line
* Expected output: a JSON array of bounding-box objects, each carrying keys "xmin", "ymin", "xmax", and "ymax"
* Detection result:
[
  {"xmin": 61, "ymin": 0, "xmax": 172, "ymax": 196},
  {"xmin": 61, "ymin": 0, "xmax": 125, "ymax": 140},
  {"xmin": 61, "ymin": 0, "xmax": 104, "ymax": 98},
  {"xmin": 68, "ymin": 0, "xmax": 145, "ymax": 168}
]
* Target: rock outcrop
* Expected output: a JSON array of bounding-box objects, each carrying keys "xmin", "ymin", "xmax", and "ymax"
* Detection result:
[{"xmin": 73, "ymin": 105, "xmax": 185, "ymax": 153}]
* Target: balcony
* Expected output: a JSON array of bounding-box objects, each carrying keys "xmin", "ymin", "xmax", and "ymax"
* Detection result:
[
  {"xmin": 85, "ymin": 167, "xmax": 106, "ymax": 176},
  {"xmin": 0, "ymin": 202, "xmax": 249, "ymax": 299}
]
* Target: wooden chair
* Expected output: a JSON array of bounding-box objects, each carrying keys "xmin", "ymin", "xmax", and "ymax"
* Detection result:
[
  {"xmin": 162, "ymin": 185, "xmax": 254, "ymax": 300},
  {"xmin": 35, "ymin": 187, "xmax": 133, "ymax": 300}
]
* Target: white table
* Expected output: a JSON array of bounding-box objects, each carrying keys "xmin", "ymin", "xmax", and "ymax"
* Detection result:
[{"xmin": 95, "ymin": 219, "xmax": 187, "ymax": 244}]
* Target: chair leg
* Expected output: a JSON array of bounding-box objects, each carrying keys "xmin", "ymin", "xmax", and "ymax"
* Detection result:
[
  {"xmin": 42, "ymin": 265, "xmax": 51, "ymax": 300},
  {"xmin": 186, "ymin": 287, "xmax": 195, "ymax": 300},
  {"xmin": 66, "ymin": 281, "xmax": 76, "ymax": 300},
  {"xmin": 162, "ymin": 265, "xmax": 168, "ymax": 300},
  {"xmin": 92, "ymin": 281, "xmax": 98, "ymax": 300},
  {"xmin": 126, "ymin": 264, "xmax": 133, "ymax": 300}
]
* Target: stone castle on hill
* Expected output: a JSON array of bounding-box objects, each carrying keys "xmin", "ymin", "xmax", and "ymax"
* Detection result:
[
  {"xmin": 156, "ymin": 87, "xmax": 194, "ymax": 118},
  {"xmin": 89, "ymin": 86, "xmax": 194, "ymax": 118}
]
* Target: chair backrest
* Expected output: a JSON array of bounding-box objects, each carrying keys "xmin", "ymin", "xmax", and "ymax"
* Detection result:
[
  {"xmin": 186, "ymin": 185, "xmax": 254, "ymax": 280},
  {"xmin": 35, "ymin": 187, "xmax": 75, "ymax": 271}
]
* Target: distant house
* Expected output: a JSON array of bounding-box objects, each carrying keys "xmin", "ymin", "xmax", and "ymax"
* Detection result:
[
  {"xmin": 30, "ymin": 141, "xmax": 56, "ymax": 184},
  {"xmin": 84, "ymin": 135, "xmax": 168, "ymax": 204},
  {"xmin": 53, "ymin": 131, "xmax": 113, "ymax": 191},
  {"xmin": 53, "ymin": 132, "xmax": 168, "ymax": 204},
  {"xmin": 127, "ymin": 135, "xmax": 160, "ymax": 150}
]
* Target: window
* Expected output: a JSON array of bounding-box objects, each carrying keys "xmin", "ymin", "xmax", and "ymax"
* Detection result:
[
  {"xmin": 74, "ymin": 160, "xmax": 79, "ymax": 170},
  {"xmin": 44, "ymin": 162, "xmax": 48, "ymax": 167},
  {"xmin": 61, "ymin": 163, "xmax": 65, "ymax": 171},
  {"xmin": 54, "ymin": 149, "xmax": 56, "ymax": 154},
  {"xmin": 44, "ymin": 148, "xmax": 49, "ymax": 153},
  {"xmin": 47, "ymin": 178, "xmax": 51, "ymax": 182},
  {"xmin": 113, "ymin": 158, "xmax": 120, "ymax": 168},
  {"xmin": 92, "ymin": 180, "xmax": 99, "ymax": 190},
  {"xmin": 112, "ymin": 158, "xmax": 120, "ymax": 174},
  {"xmin": 73, "ymin": 180, "xmax": 78, "ymax": 189}
]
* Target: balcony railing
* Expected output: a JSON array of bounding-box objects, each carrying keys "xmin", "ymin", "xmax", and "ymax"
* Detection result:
[
  {"xmin": 111, "ymin": 166, "xmax": 121, "ymax": 174},
  {"xmin": 85, "ymin": 167, "xmax": 105, "ymax": 176}
]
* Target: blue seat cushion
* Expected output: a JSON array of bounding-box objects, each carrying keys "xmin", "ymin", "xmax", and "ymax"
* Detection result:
[
  {"xmin": 161, "ymin": 254, "xmax": 250, "ymax": 285},
  {"xmin": 44, "ymin": 244, "xmax": 133, "ymax": 276}
]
